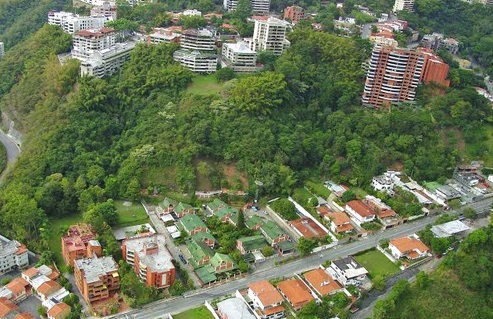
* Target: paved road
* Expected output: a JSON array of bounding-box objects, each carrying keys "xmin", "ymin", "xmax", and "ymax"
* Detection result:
[
  {"xmin": 0, "ymin": 129, "xmax": 20, "ymax": 163},
  {"xmin": 104, "ymin": 197, "xmax": 493, "ymax": 319}
]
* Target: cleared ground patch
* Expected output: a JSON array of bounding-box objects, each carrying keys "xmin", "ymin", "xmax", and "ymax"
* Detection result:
[
  {"xmin": 114, "ymin": 200, "xmax": 149, "ymax": 227},
  {"xmin": 353, "ymin": 249, "xmax": 400, "ymax": 279},
  {"xmin": 187, "ymin": 74, "xmax": 223, "ymax": 95},
  {"xmin": 172, "ymin": 306, "xmax": 215, "ymax": 319}
]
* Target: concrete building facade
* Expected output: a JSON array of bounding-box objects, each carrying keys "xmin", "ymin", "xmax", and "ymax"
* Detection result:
[
  {"xmin": 61, "ymin": 224, "xmax": 101, "ymax": 267},
  {"xmin": 248, "ymin": 17, "xmax": 290, "ymax": 56},
  {"xmin": 48, "ymin": 11, "xmax": 111, "ymax": 34},
  {"xmin": 74, "ymin": 256, "xmax": 120, "ymax": 303},
  {"xmin": 221, "ymin": 41, "xmax": 258, "ymax": 72},
  {"xmin": 121, "ymin": 233, "xmax": 176, "ymax": 289},
  {"xmin": 0, "ymin": 235, "xmax": 29, "ymax": 274}
]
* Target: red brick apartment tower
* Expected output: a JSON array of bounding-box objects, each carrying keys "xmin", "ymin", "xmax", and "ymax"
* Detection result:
[{"xmin": 362, "ymin": 46, "xmax": 449, "ymax": 108}]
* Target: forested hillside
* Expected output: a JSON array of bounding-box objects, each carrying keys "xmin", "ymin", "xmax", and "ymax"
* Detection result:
[
  {"xmin": 373, "ymin": 222, "xmax": 493, "ymax": 319},
  {"xmin": 0, "ymin": 0, "xmax": 70, "ymax": 49}
]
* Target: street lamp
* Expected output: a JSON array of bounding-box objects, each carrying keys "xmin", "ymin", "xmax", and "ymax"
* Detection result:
[{"xmin": 254, "ymin": 180, "xmax": 264, "ymax": 203}]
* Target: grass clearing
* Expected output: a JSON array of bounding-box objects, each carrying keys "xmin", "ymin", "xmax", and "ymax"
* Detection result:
[
  {"xmin": 48, "ymin": 214, "xmax": 84, "ymax": 264},
  {"xmin": 187, "ymin": 74, "xmax": 223, "ymax": 95},
  {"xmin": 172, "ymin": 306, "xmax": 215, "ymax": 319},
  {"xmin": 354, "ymin": 249, "xmax": 400, "ymax": 279},
  {"xmin": 114, "ymin": 200, "xmax": 149, "ymax": 227},
  {"xmin": 305, "ymin": 180, "xmax": 331, "ymax": 198}
]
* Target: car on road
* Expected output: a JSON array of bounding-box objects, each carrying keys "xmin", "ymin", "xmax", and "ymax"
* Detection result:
[{"xmin": 179, "ymin": 254, "xmax": 187, "ymax": 264}]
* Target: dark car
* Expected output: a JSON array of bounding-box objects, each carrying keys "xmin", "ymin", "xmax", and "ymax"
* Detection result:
[{"xmin": 179, "ymin": 254, "xmax": 188, "ymax": 264}]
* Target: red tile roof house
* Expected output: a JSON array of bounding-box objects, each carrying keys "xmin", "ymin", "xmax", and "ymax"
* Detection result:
[
  {"xmin": 247, "ymin": 280, "xmax": 285, "ymax": 319},
  {"xmin": 276, "ymin": 278, "xmax": 314, "ymax": 311},
  {"xmin": 324, "ymin": 212, "xmax": 355, "ymax": 234},
  {"xmin": 345, "ymin": 200, "xmax": 376, "ymax": 225},
  {"xmin": 303, "ymin": 269, "xmax": 344, "ymax": 297},
  {"xmin": 389, "ymin": 235, "xmax": 430, "ymax": 260},
  {"xmin": 0, "ymin": 277, "xmax": 31, "ymax": 303}
]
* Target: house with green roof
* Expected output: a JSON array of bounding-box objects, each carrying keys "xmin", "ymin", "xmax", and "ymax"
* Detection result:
[
  {"xmin": 210, "ymin": 253, "xmax": 235, "ymax": 273},
  {"xmin": 216, "ymin": 207, "xmax": 240, "ymax": 226},
  {"xmin": 260, "ymin": 221, "xmax": 290, "ymax": 245},
  {"xmin": 186, "ymin": 239, "xmax": 214, "ymax": 267},
  {"xmin": 178, "ymin": 214, "xmax": 209, "ymax": 236},
  {"xmin": 206, "ymin": 198, "xmax": 228, "ymax": 215},
  {"xmin": 175, "ymin": 202, "xmax": 195, "ymax": 218},
  {"xmin": 245, "ymin": 215, "xmax": 265, "ymax": 230},
  {"xmin": 191, "ymin": 231, "xmax": 216, "ymax": 248},
  {"xmin": 236, "ymin": 235, "xmax": 267, "ymax": 254},
  {"xmin": 157, "ymin": 197, "xmax": 178, "ymax": 215}
]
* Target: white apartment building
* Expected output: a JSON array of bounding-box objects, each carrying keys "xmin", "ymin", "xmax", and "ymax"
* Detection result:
[
  {"xmin": 221, "ymin": 41, "xmax": 258, "ymax": 72},
  {"xmin": 148, "ymin": 29, "xmax": 181, "ymax": 44},
  {"xmin": 91, "ymin": 1, "xmax": 118, "ymax": 19},
  {"xmin": 392, "ymin": 0, "xmax": 415, "ymax": 11},
  {"xmin": 183, "ymin": 9, "xmax": 202, "ymax": 16},
  {"xmin": 173, "ymin": 49, "xmax": 217, "ymax": 73},
  {"xmin": 0, "ymin": 42, "xmax": 4, "ymax": 60},
  {"xmin": 247, "ymin": 17, "xmax": 290, "ymax": 56},
  {"xmin": 0, "ymin": 235, "xmax": 29, "ymax": 274},
  {"xmin": 48, "ymin": 11, "xmax": 111, "ymax": 34},
  {"xmin": 223, "ymin": 0, "xmax": 270, "ymax": 13},
  {"xmin": 72, "ymin": 27, "xmax": 116, "ymax": 59},
  {"xmin": 180, "ymin": 29, "xmax": 216, "ymax": 51},
  {"xmin": 80, "ymin": 42, "xmax": 137, "ymax": 77}
]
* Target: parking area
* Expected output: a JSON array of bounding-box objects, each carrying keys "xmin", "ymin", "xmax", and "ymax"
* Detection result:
[{"xmin": 17, "ymin": 295, "xmax": 41, "ymax": 319}]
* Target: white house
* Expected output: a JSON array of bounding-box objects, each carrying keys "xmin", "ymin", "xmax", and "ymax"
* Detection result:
[
  {"xmin": 327, "ymin": 256, "xmax": 368, "ymax": 286},
  {"xmin": 247, "ymin": 280, "xmax": 285, "ymax": 319},
  {"xmin": 0, "ymin": 235, "xmax": 29, "ymax": 274}
]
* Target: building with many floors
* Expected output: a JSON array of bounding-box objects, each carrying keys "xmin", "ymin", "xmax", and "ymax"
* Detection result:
[
  {"xmin": 223, "ymin": 0, "xmax": 270, "ymax": 13},
  {"xmin": 79, "ymin": 41, "xmax": 137, "ymax": 77},
  {"xmin": 72, "ymin": 27, "xmax": 116, "ymax": 59},
  {"xmin": 121, "ymin": 233, "xmax": 176, "ymax": 289},
  {"xmin": 180, "ymin": 28, "xmax": 216, "ymax": 51},
  {"xmin": 91, "ymin": 1, "xmax": 118, "ymax": 20},
  {"xmin": 173, "ymin": 49, "xmax": 218, "ymax": 73},
  {"xmin": 284, "ymin": 5, "xmax": 304, "ymax": 24},
  {"xmin": 0, "ymin": 235, "xmax": 29, "ymax": 274},
  {"xmin": 247, "ymin": 16, "xmax": 290, "ymax": 56},
  {"xmin": 61, "ymin": 224, "xmax": 102, "ymax": 267},
  {"xmin": 48, "ymin": 11, "xmax": 111, "ymax": 34},
  {"xmin": 74, "ymin": 256, "xmax": 120, "ymax": 303},
  {"xmin": 392, "ymin": 0, "xmax": 415, "ymax": 11},
  {"xmin": 0, "ymin": 42, "xmax": 4, "ymax": 60},
  {"xmin": 362, "ymin": 46, "xmax": 449, "ymax": 107},
  {"xmin": 221, "ymin": 41, "xmax": 258, "ymax": 72}
]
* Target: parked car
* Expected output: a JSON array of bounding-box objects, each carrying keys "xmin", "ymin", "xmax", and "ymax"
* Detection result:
[{"xmin": 179, "ymin": 254, "xmax": 187, "ymax": 264}]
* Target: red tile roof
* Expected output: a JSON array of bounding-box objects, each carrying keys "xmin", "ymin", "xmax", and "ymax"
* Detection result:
[
  {"xmin": 390, "ymin": 236, "xmax": 429, "ymax": 255},
  {"xmin": 47, "ymin": 302, "xmax": 71, "ymax": 318},
  {"xmin": 290, "ymin": 218, "xmax": 327, "ymax": 238},
  {"xmin": 303, "ymin": 269, "xmax": 342, "ymax": 296},
  {"xmin": 248, "ymin": 281, "xmax": 283, "ymax": 306},
  {"xmin": 0, "ymin": 297, "xmax": 18, "ymax": 317},
  {"xmin": 346, "ymin": 200, "xmax": 375, "ymax": 218},
  {"xmin": 276, "ymin": 279, "xmax": 314, "ymax": 310}
]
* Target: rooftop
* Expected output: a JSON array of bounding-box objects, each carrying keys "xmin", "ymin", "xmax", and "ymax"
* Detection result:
[
  {"xmin": 217, "ymin": 298, "xmax": 256, "ymax": 319},
  {"xmin": 260, "ymin": 221, "xmax": 286, "ymax": 242},
  {"xmin": 122, "ymin": 233, "xmax": 174, "ymax": 272},
  {"xmin": 207, "ymin": 198, "xmax": 228, "ymax": 212},
  {"xmin": 326, "ymin": 212, "xmax": 351, "ymax": 226},
  {"xmin": 237, "ymin": 235, "xmax": 266, "ymax": 252},
  {"xmin": 390, "ymin": 236, "xmax": 429, "ymax": 254},
  {"xmin": 47, "ymin": 302, "xmax": 71, "ymax": 318},
  {"xmin": 332, "ymin": 256, "xmax": 368, "ymax": 278},
  {"xmin": 346, "ymin": 200, "xmax": 376, "ymax": 218},
  {"xmin": 224, "ymin": 41, "xmax": 255, "ymax": 53},
  {"xmin": 290, "ymin": 218, "xmax": 327, "ymax": 238},
  {"xmin": 431, "ymin": 220, "xmax": 470, "ymax": 238},
  {"xmin": 183, "ymin": 28, "xmax": 214, "ymax": 38},
  {"xmin": 75, "ymin": 256, "xmax": 119, "ymax": 284},
  {"xmin": 276, "ymin": 278, "xmax": 314, "ymax": 307},
  {"xmin": 37, "ymin": 280, "xmax": 62, "ymax": 296},
  {"xmin": 0, "ymin": 234, "xmax": 27, "ymax": 258},
  {"xmin": 178, "ymin": 214, "xmax": 208, "ymax": 233},
  {"xmin": 303, "ymin": 269, "xmax": 342, "ymax": 296},
  {"xmin": 248, "ymin": 280, "xmax": 283, "ymax": 306}
]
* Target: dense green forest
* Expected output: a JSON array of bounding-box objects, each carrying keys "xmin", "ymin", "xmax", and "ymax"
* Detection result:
[
  {"xmin": 373, "ymin": 221, "xmax": 493, "ymax": 319},
  {"xmin": 0, "ymin": 0, "xmax": 70, "ymax": 49}
]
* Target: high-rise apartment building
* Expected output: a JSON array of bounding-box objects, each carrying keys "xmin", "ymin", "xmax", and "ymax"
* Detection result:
[
  {"xmin": 0, "ymin": 235, "xmax": 29, "ymax": 273},
  {"xmin": 284, "ymin": 5, "xmax": 304, "ymax": 24},
  {"xmin": 72, "ymin": 28, "xmax": 116, "ymax": 59},
  {"xmin": 392, "ymin": 0, "xmax": 415, "ymax": 12},
  {"xmin": 223, "ymin": 0, "xmax": 270, "ymax": 13},
  {"xmin": 48, "ymin": 11, "xmax": 111, "ymax": 34},
  {"xmin": 221, "ymin": 41, "xmax": 258, "ymax": 72},
  {"xmin": 180, "ymin": 29, "xmax": 216, "ymax": 51},
  {"xmin": 74, "ymin": 256, "xmax": 120, "ymax": 303},
  {"xmin": 247, "ymin": 16, "xmax": 290, "ymax": 56},
  {"xmin": 90, "ymin": 1, "xmax": 118, "ymax": 19},
  {"xmin": 362, "ymin": 46, "xmax": 449, "ymax": 107},
  {"xmin": 0, "ymin": 42, "xmax": 4, "ymax": 60},
  {"xmin": 61, "ymin": 224, "xmax": 102, "ymax": 267},
  {"xmin": 121, "ymin": 233, "xmax": 175, "ymax": 289}
]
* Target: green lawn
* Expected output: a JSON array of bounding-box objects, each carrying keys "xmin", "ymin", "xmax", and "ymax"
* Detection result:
[
  {"xmin": 187, "ymin": 74, "xmax": 223, "ymax": 95},
  {"xmin": 172, "ymin": 306, "xmax": 215, "ymax": 319},
  {"xmin": 114, "ymin": 200, "xmax": 149, "ymax": 227},
  {"xmin": 292, "ymin": 187, "xmax": 315, "ymax": 204},
  {"xmin": 305, "ymin": 181, "xmax": 331, "ymax": 198},
  {"xmin": 48, "ymin": 214, "xmax": 85, "ymax": 264},
  {"xmin": 354, "ymin": 249, "xmax": 400, "ymax": 279}
]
